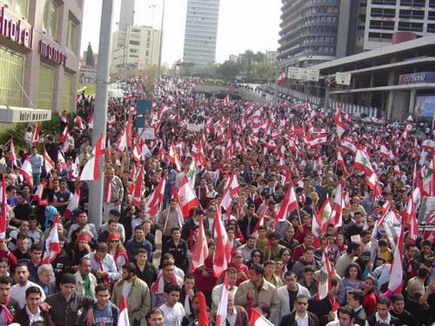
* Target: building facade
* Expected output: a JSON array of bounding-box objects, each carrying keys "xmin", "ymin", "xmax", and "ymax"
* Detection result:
[
  {"xmin": 119, "ymin": 0, "xmax": 135, "ymax": 31},
  {"xmin": 183, "ymin": 0, "xmax": 220, "ymax": 66},
  {"xmin": 110, "ymin": 25, "xmax": 161, "ymax": 76},
  {"xmin": 0, "ymin": 0, "xmax": 83, "ymax": 113},
  {"xmin": 363, "ymin": 0, "xmax": 435, "ymax": 50}
]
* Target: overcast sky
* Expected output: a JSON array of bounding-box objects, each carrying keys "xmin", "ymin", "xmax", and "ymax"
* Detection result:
[{"xmin": 80, "ymin": 0, "xmax": 282, "ymax": 66}]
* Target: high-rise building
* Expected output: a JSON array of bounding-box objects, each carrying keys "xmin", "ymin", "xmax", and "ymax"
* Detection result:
[
  {"xmin": 363, "ymin": 0, "xmax": 435, "ymax": 50},
  {"xmin": 0, "ymin": 0, "xmax": 84, "ymax": 113},
  {"xmin": 119, "ymin": 0, "xmax": 135, "ymax": 31},
  {"xmin": 278, "ymin": 0, "xmax": 356, "ymax": 69},
  {"xmin": 110, "ymin": 25, "xmax": 161, "ymax": 75},
  {"xmin": 183, "ymin": 0, "xmax": 220, "ymax": 66}
]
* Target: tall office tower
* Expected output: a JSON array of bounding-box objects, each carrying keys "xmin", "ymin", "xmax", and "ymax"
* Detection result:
[
  {"xmin": 119, "ymin": 0, "xmax": 135, "ymax": 31},
  {"xmin": 183, "ymin": 0, "xmax": 220, "ymax": 66},
  {"xmin": 363, "ymin": 0, "xmax": 435, "ymax": 51}
]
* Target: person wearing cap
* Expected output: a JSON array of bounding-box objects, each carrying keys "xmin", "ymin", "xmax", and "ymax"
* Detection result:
[
  {"xmin": 44, "ymin": 273, "xmax": 95, "ymax": 325},
  {"xmin": 107, "ymin": 232, "xmax": 129, "ymax": 272},
  {"xmin": 70, "ymin": 233, "xmax": 92, "ymax": 270},
  {"xmin": 229, "ymin": 250, "xmax": 250, "ymax": 286}
]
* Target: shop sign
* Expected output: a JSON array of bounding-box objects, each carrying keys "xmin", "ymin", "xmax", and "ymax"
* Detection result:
[
  {"xmin": 398, "ymin": 71, "xmax": 435, "ymax": 85},
  {"xmin": 0, "ymin": 6, "xmax": 33, "ymax": 49},
  {"xmin": 39, "ymin": 40, "xmax": 67, "ymax": 66},
  {"xmin": 0, "ymin": 106, "xmax": 52, "ymax": 123}
]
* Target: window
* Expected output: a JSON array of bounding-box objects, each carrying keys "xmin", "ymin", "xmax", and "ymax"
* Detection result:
[
  {"xmin": 146, "ymin": 50, "xmax": 149, "ymax": 56},
  {"xmin": 37, "ymin": 64, "xmax": 54, "ymax": 110},
  {"xmin": 129, "ymin": 40, "xmax": 140, "ymax": 46},
  {"xmin": 43, "ymin": 0, "xmax": 58, "ymax": 41},
  {"xmin": 0, "ymin": 47, "xmax": 24, "ymax": 106},
  {"xmin": 66, "ymin": 19, "xmax": 77, "ymax": 52},
  {"xmin": 129, "ymin": 49, "xmax": 138, "ymax": 53},
  {"xmin": 0, "ymin": 0, "xmax": 28, "ymax": 18},
  {"xmin": 62, "ymin": 73, "xmax": 74, "ymax": 112}
]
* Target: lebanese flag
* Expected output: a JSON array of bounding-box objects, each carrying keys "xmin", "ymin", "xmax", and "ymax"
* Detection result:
[
  {"xmin": 223, "ymin": 95, "xmax": 231, "ymax": 107},
  {"xmin": 88, "ymin": 113, "xmax": 94, "ymax": 129},
  {"xmin": 74, "ymin": 116, "xmax": 85, "ymax": 130},
  {"xmin": 64, "ymin": 187, "xmax": 80, "ymax": 219},
  {"xmin": 220, "ymin": 185, "xmax": 233, "ymax": 213},
  {"xmin": 319, "ymin": 196, "xmax": 332, "ymax": 233},
  {"xmin": 33, "ymin": 180, "xmax": 46, "ymax": 202},
  {"xmin": 340, "ymin": 139, "xmax": 357, "ymax": 155},
  {"xmin": 168, "ymin": 143, "xmax": 182, "ymax": 172},
  {"xmin": 20, "ymin": 157, "xmax": 33, "ymax": 187},
  {"xmin": 59, "ymin": 125, "xmax": 69, "ymax": 142},
  {"xmin": 216, "ymin": 273, "xmax": 230, "ymax": 326},
  {"xmin": 43, "ymin": 148, "xmax": 55, "ymax": 173},
  {"xmin": 330, "ymin": 182, "xmax": 344, "ymax": 228},
  {"xmin": 336, "ymin": 150, "xmax": 348, "ymax": 176},
  {"xmin": 80, "ymin": 134, "xmax": 105, "ymax": 181},
  {"xmin": 0, "ymin": 176, "xmax": 7, "ymax": 239},
  {"xmin": 275, "ymin": 184, "xmax": 298, "ymax": 222},
  {"xmin": 380, "ymin": 145, "xmax": 395, "ymax": 160},
  {"xmin": 277, "ymin": 72, "xmax": 286, "ymax": 83},
  {"xmin": 334, "ymin": 106, "xmax": 347, "ymax": 138},
  {"xmin": 42, "ymin": 215, "xmax": 61, "ymax": 264},
  {"xmin": 177, "ymin": 177, "xmax": 200, "ymax": 217},
  {"xmin": 9, "ymin": 141, "xmax": 17, "ymax": 168},
  {"xmin": 387, "ymin": 223, "xmax": 405, "ymax": 294},
  {"xmin": 187, "ymin": 158, "xmax": 197, "ymax": 189},
  {"xmin": 251, "ymin": 207, "xmax": 267, "ymax": 238},
  {"xmin": 312, "ymin": 206, "xmax": 322, "ymax": 239},
  {"xmin": 249, "ymin": 308, "xmax": 274, "ymax": 326},
  {"xmin": 317, "ymin": 250, "xmax": 333, "ymax": 300},
  {"xmin": 117, "ymin": 126, "xmax": 129, "ymax": 152},
  {"xmin": 367, "ymin": 171, "xmax": 383, "ymax": 199},
  {"xmin": 31, "ymin": 122, "xmax": 41, "ymax": 145},
  {"xmin": 144, "ymin": 176, "xmax": 166, "ymax": 216},
  {"xmin": 131, "ymin": 165, "xmax": 144, "ymax": 205},
  {"xmin": 354, "ymin": 148, "xmax": 374, "ymax": 176},
  {"xmin": 213, "ymin": 208, "xmax": 232, "ymax": 277},
  {"xmin": 57, "ymin": 150, "xmax": 66, "ymax": 170},
  {"xmin": 118, "ymin": 295, "xmax": 130, "ymax": 326},
  {"xmin": 191, "ymin": 217, "xmax": 209, "ymax": 272},
  {"xmin": 423, "ymin": 155, "xmax": 435, "ymax": 196},
  {"xmin": 224, "ymin": 172, "xmax": 240, "ymax": 196}
]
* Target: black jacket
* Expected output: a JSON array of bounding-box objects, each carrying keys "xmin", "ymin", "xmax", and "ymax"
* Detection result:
[
  {"xmin": 45, "ymin": 292, "xmax": 94, "ymax": 325},
  {"xmin": 365, "ymin": 314, "xmax": 400, "ymax": 326},
  {"xmin": 279, "ymin": 311, "xmax": 319, "ymax": 326},
  {"xmin": 238, "ymin": 215, "xmax": 259, "ymax": 240}
]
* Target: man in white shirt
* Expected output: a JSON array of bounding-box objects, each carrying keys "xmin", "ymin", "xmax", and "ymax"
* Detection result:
[
  {"xmin": 211, "ymin": 267, "xmax": 238, "ymax": 313},
  {"xmin": 10, "ymin": 263, "xmax": 45, "ymax": 309},
  {"xmin": 159, "ymin": 284, "xmax": 185, "ymax": 326}
]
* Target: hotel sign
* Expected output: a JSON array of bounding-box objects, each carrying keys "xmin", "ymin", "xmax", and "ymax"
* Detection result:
[
  {"xmin": 398, "ymin": 71, "xmax": 435, "ymax": 85},
  {"xmin": 39, "ymin": 40, "xmax": 68, "ymax": 66},
  {"xmin": 0, "ymin": 106, "xmax": 52, "ymax": 123},
  {"xmin": 0, "ymin": 6, "xmax": 34, "ymax": 49}
]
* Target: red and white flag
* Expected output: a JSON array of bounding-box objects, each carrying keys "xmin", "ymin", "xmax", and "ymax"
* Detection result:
[
  {"xmin": 32, "ymin": 180, "xmax": 45, "ymax": 202},
  {"xmin": 74, "ymin": 116, "xmax": 85, "ymax": 130},
  {"xmin": 423, "ymin": 155, "xmax": 435, "ymax": 196},
  {"xmin": 131, "ymin": 165, "xmax": 144, "ymax": 205},
  {"xmin": 340, "ymin": 139, "xmax": 357, "ymax": 155},
  {"xmin": 118, "ymin": 295, "xmax": 130, "ymax": 326},
  {"xmin": 379, "ymin": 145, "xmax": 395, "ymax": 160},
  {"xmin": 249, "ymin": 308, "xmax": 274, "ymax": 326},
  {"xmin": 334, "ymin": 105, "xmax": 347, "ymax": 138},
  {"xmin": 319, "ymin": 196, "xmax": 332, "ymax": 233},
  {"xmin": 336, "ymin": 150, "xmax": 348, "ymax": 176},
  {"xmin": 177, "ymin": 176, "xmax": 200, "ymax": 217},
  {"xmin": 87, "ymin": 113, "xmax": 94, "ymax": 129},
  {"xmin": 275, "ymin": 184, "xmax": 298, "ymax": 222},
  {"xmin": 42, "ymin": 215, "xmax": 61, "ymax": 264},
  {"xmin": 216, "ymin": 273, "xmax": 230, "ymax": 326},
  {"xmin": 277, "ymin": 72, "xmax": 286, "ymax": 83},
  {"xmin": 64, "ymin": 187, "xmax": 80, "ymax": 219},
  {"xmin": 317, "ymin": 251, "xmax": 333, "ymax": 300},
  {"xmin": 20, "ymin": 157, "xmax": 33, "ymax": 187},
  {"xmin": 354, "ymin": 148, "xmax": 374, "ymax": 176},
  {"xmin": 144, "ymin": 176, "xmax": 167, "ymax": 216},
  {"xmin": 213, "ymin": 208, "xmax": 232, "ymax": 277},
  {"xmin": 80, "ymin": 135, "xmax": 105, "ymax": 181},
  {"xmin": 43, "ymin": 148, "xmax": 55, "ymax": 173},
  {"xmin": 168, "ymin": 143, "xmax": 183, "ymax": 172},
  {"xmin": 191, "ymin": 217, "xmax": 209, "ymax": 272},
  {"xmin": 330, "ymin": 182, "xmax": 344, "ymax": 228},
  {"xmin": 59, "ymin": 125, "xmax": 69, "ymax": 142},
  {"xmin": 387, "ymin": 223, "xmax": 404, "ymax": 294},
  {"xmin": 31, "ymin": 122, "xmax": 41, "ymax": 145},
  {"xmin": 0, "ymin": 176, "xmax": 7, "ymax": 239},
  {"xmin": 9, "ymin": 141, "xmax": 17, "ymax": 168}
]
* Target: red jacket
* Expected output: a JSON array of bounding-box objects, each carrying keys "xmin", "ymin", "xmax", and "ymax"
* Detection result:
[{"xmin": 193, "ymin": 256, "xmax": 217, "ymax": 291}]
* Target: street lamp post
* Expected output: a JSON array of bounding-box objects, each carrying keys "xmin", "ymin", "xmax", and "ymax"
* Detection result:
[
  {"xmin": 157, "ymin": 0, "xmax": 166, "ymax": 79},
  {"xmin": 88, "ymin": 0, "xmax": 114, "ymax": 227}
]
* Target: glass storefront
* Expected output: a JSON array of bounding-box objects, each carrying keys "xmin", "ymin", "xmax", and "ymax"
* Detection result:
[
  {"xmin": 37, "ymin": 64, "xmax": 54, "ymax": 110},
  {"xmin": 0, "ymin": 47, "xmax": 24, "ymax": 107},
  {"xmin": 62, "ymin": 72, "xmax": 74, "ymax": 112}
]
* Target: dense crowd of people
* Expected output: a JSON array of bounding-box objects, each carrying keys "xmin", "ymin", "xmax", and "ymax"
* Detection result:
[{"xmin": 0, "ymin": 75, "xmax": 434, "ymax": 326}]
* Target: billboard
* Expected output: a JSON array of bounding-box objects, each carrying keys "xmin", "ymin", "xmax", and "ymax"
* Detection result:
[{"xmin": 414, "ymin": 96, "xmax": 435, "ymax": 117}]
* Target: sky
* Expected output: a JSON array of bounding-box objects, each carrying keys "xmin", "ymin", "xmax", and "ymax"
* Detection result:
[{"xmin": 80, "ymin": 0, "xmax": 282, "ymax": 67}]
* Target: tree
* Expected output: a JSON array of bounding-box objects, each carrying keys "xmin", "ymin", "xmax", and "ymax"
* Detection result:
[
  {"xmin": 217, "ymin": 61, "xmax": 240, "ymax": 81},
  {"xmin": 86, "ymin": 42, "xmax": 95, "ymax": 67}
]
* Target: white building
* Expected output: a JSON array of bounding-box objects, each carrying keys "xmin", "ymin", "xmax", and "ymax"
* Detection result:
[{"xmin": 110, "ymin": 25, "xmax": 161, "ymax": 75}]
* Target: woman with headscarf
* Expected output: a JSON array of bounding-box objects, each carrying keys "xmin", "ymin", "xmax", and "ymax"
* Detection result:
[{"xmin": 44, "ymin": 206, "xmax": 58, "ymax": 229}]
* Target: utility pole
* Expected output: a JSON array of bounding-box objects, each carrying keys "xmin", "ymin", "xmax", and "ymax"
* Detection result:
[
  {"xmin": 88, "ymin": 0, "xmax": 114, "ymax": 227},
  {"xmin": 157, "ymin": 0, "xmax": 166, "ymax": 80}
]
